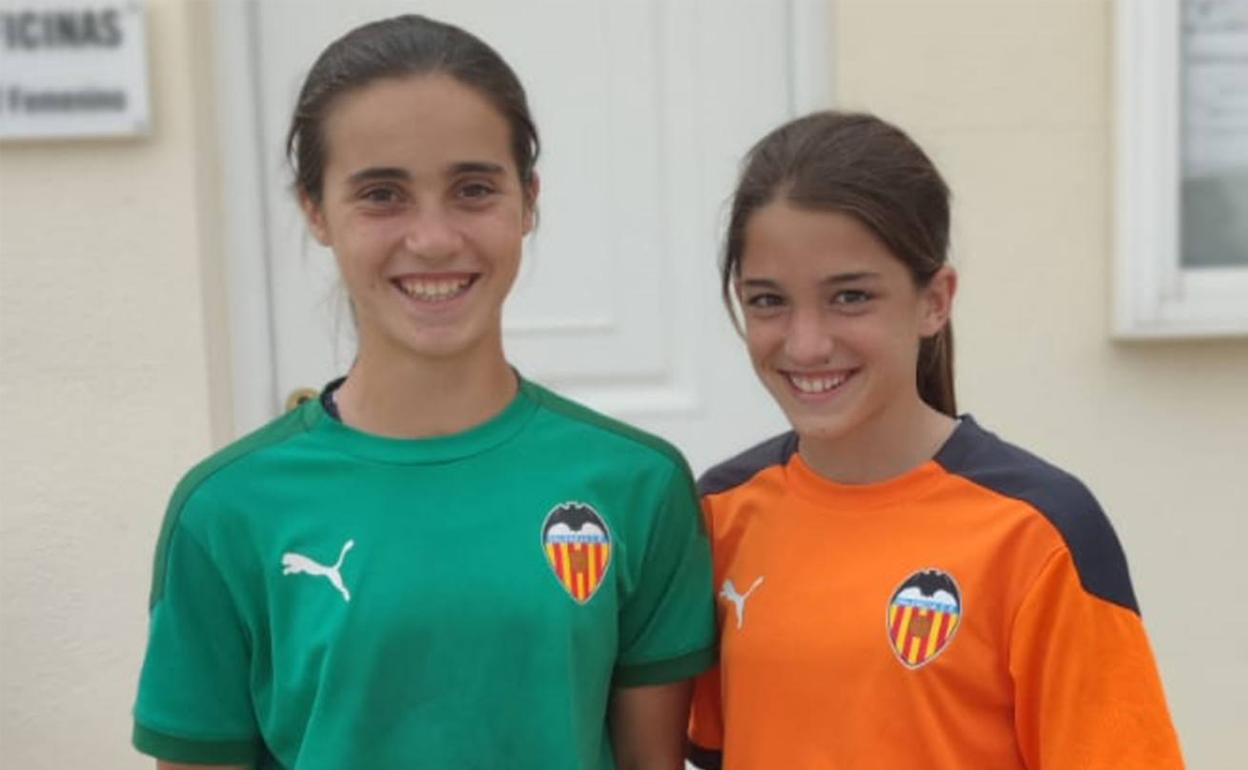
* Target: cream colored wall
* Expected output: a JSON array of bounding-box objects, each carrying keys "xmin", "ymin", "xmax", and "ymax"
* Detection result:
[
  {"xmin": 835, "ymin": 1, "xmax": 1247, "ymax": 767},
  {"xmin": 0, "ymin": 1, "xmax": 225, "ymax": 767}
]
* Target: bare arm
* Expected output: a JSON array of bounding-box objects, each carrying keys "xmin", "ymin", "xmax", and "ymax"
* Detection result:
[{"xmin": 609, "ymin": 680, "xmax": 694, "ymax": 770}]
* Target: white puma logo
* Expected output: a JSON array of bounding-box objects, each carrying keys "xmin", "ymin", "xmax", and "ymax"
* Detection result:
[
  {"xmin": 720, "ymin": 576, "xmax": 764, "ymax": 630},
  {"xmin": 282, "ymin": 539, "xmax": 355, "ymax": 603}
]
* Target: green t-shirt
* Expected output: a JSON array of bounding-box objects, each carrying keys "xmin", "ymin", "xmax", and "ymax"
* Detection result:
[{"xmin": 133, "ymin": 378, "xmax": 715, "ymax": 769}]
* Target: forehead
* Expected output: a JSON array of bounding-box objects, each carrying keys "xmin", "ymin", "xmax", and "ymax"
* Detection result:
[
  {"xmin": 741, "ymin": 200, "xmax": 904, "ymax": 279},
  {"xmin": 320, "ymin": 73, "xmax": 514, "ymax": 177}
]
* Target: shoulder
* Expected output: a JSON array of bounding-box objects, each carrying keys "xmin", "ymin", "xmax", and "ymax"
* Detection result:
[
  {"xmin": 149, "ymin": 404, "xmax": 317, "ymax": 605},
  {"xmin": 935, "ymin": 416, "xmax": 1139, "ymax": 613},
  {"xmin": 167, "ymin": 403, "xmax": 316, "ymax": 521},
  {"xmin": 523, "ymin": 379, "xmax": 690, "ymax": 475},
  {"xmin": 697, "ymin": 431, "xmax": 798, "ymax": 497}
]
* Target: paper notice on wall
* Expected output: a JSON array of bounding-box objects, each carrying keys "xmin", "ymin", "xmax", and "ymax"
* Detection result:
[{"xmin": 1182, "ymin": 0, "xmax": 1248, "ymax": 267}]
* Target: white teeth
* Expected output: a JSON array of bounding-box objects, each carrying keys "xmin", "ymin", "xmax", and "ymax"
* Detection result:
[
  {"xmin": 397, "ymin": 277, "xmax": 472, "ymax": 302},
  {"xmin": 788, "ymin": 372, "xmax": 849, "ymax": 394}
]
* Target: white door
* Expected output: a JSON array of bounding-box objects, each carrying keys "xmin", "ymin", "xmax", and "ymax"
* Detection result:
[{"xmin": 218, "ymin": 0, "xmax": 830, "ymax": 474}]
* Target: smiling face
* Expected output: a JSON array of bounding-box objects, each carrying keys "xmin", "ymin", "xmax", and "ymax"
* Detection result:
[
  {"xmin": 302, "ymin": 74, "xmax": 536, "ymax": 366},
  {"xmin": 737, "ymin": 200, "xmax": 952, "ymax": 448}
]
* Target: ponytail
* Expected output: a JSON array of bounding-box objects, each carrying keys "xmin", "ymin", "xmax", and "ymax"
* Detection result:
[{"xmin": 917, "ymin": 323, "xmax": 956, "ymax": 417}]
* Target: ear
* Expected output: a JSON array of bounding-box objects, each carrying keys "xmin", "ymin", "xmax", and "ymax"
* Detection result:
[
  {"xmin": 300, "ymin": 191, "xmax": 332, "ymax": 247},
  {"xmin": 522, "ymin": 170, "xmax": 541, "ymax": 234},
  {"xmin": 919, "ymin": 264, "xmax": 957, "ymax": 337}
]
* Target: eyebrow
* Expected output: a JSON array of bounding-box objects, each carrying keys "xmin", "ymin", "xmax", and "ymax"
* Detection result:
[
  {"xmin": 346, "ymin": 167, "xmax": 409, "ymax": 186},
  {"xmin": 740, "ymin": 272, "xmax": 881, "ymax": 289},
  {"xmin": 448, "ymin": 161, "xmax": 506, "ymax": 176},
  {"xmin": 345, "ymin": 162, "xmax": 506, "ymax": 186}
]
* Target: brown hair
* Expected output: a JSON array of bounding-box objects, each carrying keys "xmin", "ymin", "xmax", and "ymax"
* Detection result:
[
  {"xmin": 286, "ymin": 14, "xmax": 539, "ymax": 206},
  {"xmin": 722, "ymin": 111, "xmax": 956, "ymax": 416}
]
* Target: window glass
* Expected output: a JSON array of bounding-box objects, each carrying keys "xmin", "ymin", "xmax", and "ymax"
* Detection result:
[{"xmin": 1181, "ymin": 0, "xmax": 1248, "ymax": 268}]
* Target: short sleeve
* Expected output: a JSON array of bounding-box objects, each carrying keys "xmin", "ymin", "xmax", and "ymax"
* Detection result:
[
  {"xmin": 133, "ymin": 489, "xmax": 262, "ymax": 764},
  {"xmin": 613, "ymin": 462, "xmax": 716, "ymax": 686},
  {"xmin": 1009, "ymin": 548, "xmax": 1184, "ymax": 769}
]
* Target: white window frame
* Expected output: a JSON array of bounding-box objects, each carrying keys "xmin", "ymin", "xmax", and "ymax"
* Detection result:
[{"xmin": 1115, "ymin": 0, "xmax": 1248, "ymax": 338}]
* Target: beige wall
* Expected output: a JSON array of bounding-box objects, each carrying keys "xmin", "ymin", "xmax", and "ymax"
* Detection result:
[
  {"xmin": 836, "ymin": 1, "xmax": 1248, "ymax": 767},
  {"xmin": 0, "ymin": 1, "xmax": 223, "ymax": 766},
  {"xmin": 1, "ymin": 1, "xmax": 1244, "ymax": 767}
]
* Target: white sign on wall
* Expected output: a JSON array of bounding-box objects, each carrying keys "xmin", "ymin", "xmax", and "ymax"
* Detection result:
[{"xmin": 0, "ymin": 2, "xmax": 150, "ymax": 140}]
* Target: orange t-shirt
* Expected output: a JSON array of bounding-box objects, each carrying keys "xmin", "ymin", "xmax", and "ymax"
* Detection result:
[{"xmin": 688, "ymin": 417, "xmax": 1183, "ymax": 770}]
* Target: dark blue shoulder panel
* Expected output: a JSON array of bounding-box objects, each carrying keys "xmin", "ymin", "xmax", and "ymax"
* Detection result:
[
  {"xmin": 934, "ymin": 417, "xmax": 1140, "ymax": 615},
  {"xmin": 698, "ymin": 431, "xmax": 798, "ymax": 497}
]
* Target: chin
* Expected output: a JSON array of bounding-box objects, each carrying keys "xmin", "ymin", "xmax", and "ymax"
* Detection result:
[
  {"xmin": 775, "ymin": 391, "xmax": 870, "ymax": 443},
  {"xmin": 407, "ymin": 325, "xmax": 497, "ymax": 361}
]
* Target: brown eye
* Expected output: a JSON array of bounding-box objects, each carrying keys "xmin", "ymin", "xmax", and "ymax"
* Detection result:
[
  {"xmin": 457, "ymin": 181, "xmax": 497, "ymax": 200},
  {"xmin": 832, "ymin": 290, "xmax": 872, "ymax": 306},
  {"xmin": 361, "ymin": 187, "xmax": 400, "ymax": 205},
  {"xmin": 745, "ymin": 293, "xmax": 785, "ymax": 309}
]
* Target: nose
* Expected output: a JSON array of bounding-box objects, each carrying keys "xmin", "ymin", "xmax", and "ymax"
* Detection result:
[
  {"xmin": 403, "ymin": 206, "xmax": 463, "ymax": 262},
  {"xmin": 783, "ymin": 307, "xmax": 834, "ymax": 366}
]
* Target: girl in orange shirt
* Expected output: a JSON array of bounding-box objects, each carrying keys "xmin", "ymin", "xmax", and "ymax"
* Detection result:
[{"xmin": 687, "ymin": 111, "xmax": 1184, "ymax": 770}]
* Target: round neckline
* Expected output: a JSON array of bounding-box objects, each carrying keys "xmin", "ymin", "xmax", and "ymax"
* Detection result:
[
  {"xmin": 785, "ymin": 419, "xmax": 972, "ymax": 510},
  {"xmin": 787, "ymin": 453, "xmax": 947, "ymax": 510},
  {"xmin": 303, "ymin": 376, "xmax": 539, "ymax": 465}
]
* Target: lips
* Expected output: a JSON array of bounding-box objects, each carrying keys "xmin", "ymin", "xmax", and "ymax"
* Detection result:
[{"xmin": 392, "ymin": 273, "xmax": 478, "ymax": 303}]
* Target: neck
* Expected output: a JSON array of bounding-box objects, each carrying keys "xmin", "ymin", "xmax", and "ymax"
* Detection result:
[
  {"xmin": 334, "ymin": 339, "xmax": 517, "ymax": 439},
  {"xmin": 797, "ymin": 394, "xmax": 957, "ymax": 485}
]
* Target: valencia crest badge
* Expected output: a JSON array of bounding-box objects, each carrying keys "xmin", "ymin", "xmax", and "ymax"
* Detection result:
[
  {"xmin": 886, "ymin": 568, "xmax": 962, "ymax": 669},
  {"xmin": 542, "ymin": 502, "xmax": 612, "ymax": 603}
]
